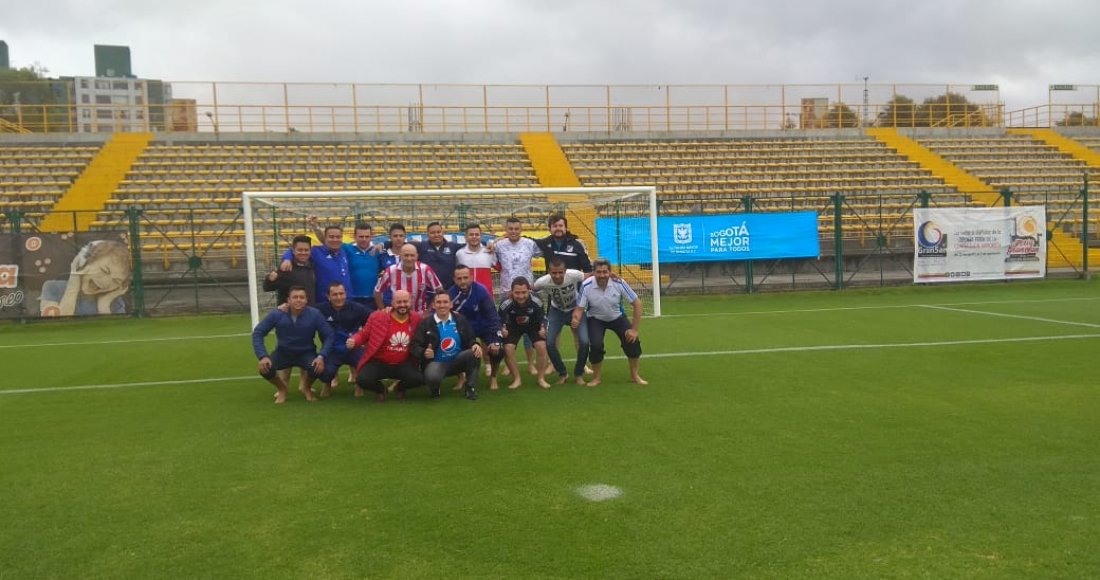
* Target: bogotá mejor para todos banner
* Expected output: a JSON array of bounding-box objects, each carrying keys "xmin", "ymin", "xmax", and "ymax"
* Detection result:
[
  {"xmin": 0, "ymin": 232, "xmax": 133, "ymax": 318},
  {"xmin": 595, "ymin": 212, "xmax": 820, "ymax": 264},
  {"xmin": 913, "ymin": 206, "xmax": 1046, "ymax": 283}
]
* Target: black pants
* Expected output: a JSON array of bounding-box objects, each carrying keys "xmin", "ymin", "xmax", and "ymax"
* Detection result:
[
  {"xmin": 587, "ymin": 316, "xmax": 642, "ymax": 364},
  {"xmin": 355, "ymin": 360, "xmax": 424, "ymax": 393},
  {"xmin": 423, "ymin": 349, "xmax": 481, "ymax": 390}
]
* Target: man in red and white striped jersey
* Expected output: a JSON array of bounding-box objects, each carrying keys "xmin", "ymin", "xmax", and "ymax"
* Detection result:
[{"xmin": 373, "ymin": 243, "xmax": 443, "ymax": 315}]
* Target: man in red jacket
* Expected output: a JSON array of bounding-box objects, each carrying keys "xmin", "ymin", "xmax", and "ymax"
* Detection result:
[{"xmin": 346, "ymin": 290, "xmax": 424, "ymax": 402}]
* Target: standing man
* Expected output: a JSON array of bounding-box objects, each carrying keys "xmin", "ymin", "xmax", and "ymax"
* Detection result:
[
  {"xmin": 496, "ymin": 277, "xmax": 551, "ymax": 390},
  {"xmin": 416, "ymin": 222, "xmax": 461, "ymax": 291},
  {"xmin": 533, "ymin": 258, "xmax": 590, "ymax": 385},
  {"xmin": 280, "ymin": 224, "xmax": 352, "ymax": 304},
  {"xmin": 252, "ymin": 286, "xmax": 334, "ymax": 404},
  {"xmin": 411, "ymin": 292, "xmax": 482, "ymax": 401},
  {"xmin": 346, "ymin": 290, "xmax": 424, "ymax": 402},
  {"xmin": 263, "ymin": 235, "xmax": 316, "ymax": 305},
  {"xmin": 304, "ymin": 217, "xmax": 381, "ymax": 308},
  {"xmin": 536, "ymin": 213, "xmax": 593, "ymax": 273},
  {"xmin": 377, "ymin": 223, "xmax": 408, "ymax": 307},
  {"xmin": 455, "ymin": 223, "xmax": 496, "ymax": 294},
  {"xmin": 317, "ymin": 281, "xmax": 371, "ymax": 398},
  {"xmin": 572, "ymin": 258, "xmax": 646, "ymax": 387},
  {"xmin": 488, "ymin": 217, "xmax": 542, "ymax": 375},
  {"xmin": 449, "ymin": 264, "xmax": 504, "ymax": 378},
  {"xmin": 373, "ymin": 243, "xmax": 444, "ymax": 315}
]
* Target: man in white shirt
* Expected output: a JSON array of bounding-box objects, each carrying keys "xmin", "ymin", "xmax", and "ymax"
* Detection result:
[
  {"xmin": 572, "ymin": 258, "xmax": 646, "ymax": 387},
  {"xmin": 488, "ymin": 217, "xmax": 542, "ymax": 375},
  {"xmin": 455, "ymin": 223, "xmax": 496, "ymax": 294},
  {"xmin": 533, "ymin": 258, "xmax": 590, "ymax": 385}
]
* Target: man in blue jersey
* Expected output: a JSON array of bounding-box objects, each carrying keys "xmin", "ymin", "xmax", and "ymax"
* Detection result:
[
  {"xmin": 448, "ymin": 264, "xmax": 504, "ymax": 381},
  {"xmin": 572, "ymin": 258, "xmax": 646, "ymax": 387},
  {"xmin": 252, "ymin": 286, "xmax": 335, "ymax": 403},
  {"xmin": 279, "ymin": 224, "xmax": 352, "ymax": 305},
  {"xmin": 316, "ymin": 281, "xmax": 370, "ymax": 398},
  {"xmin": 416, "ymin": 222, "xmax": 462, "ymax": 291}
]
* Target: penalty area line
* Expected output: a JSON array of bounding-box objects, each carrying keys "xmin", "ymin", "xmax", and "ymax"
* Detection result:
[{"xmin": 4, "ymin": 333, "xmax": 1098, "ymax": 397}]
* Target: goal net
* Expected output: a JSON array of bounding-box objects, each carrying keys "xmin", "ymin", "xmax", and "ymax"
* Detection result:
[{"xmin": 243, "ymin": 186, "xmax": 660, "ymax": 327}]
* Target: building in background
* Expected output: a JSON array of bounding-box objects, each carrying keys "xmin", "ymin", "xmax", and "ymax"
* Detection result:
[
  {"xmin": 64, "ymin": 45, "xmax": 174, "ymax": 132},
  {"xmin": 0, "ymin": 41, "xmax": 9, "ymax": 70}
]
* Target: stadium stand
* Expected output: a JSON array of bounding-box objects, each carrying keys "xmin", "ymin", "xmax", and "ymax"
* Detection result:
[{"xmin": 0, "ymin": 143, "xmax": 100, "ymax": 218}]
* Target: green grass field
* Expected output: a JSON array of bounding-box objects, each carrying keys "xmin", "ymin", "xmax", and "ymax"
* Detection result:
[{"xmin": 2, "ymin": 279, "xmax": 1098, "ymax": 579}]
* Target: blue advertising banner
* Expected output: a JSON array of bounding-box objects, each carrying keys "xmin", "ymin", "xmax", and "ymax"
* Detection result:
[{"xmin": 595, "ymin": 212, "xmax": 820, "ymax": 263}]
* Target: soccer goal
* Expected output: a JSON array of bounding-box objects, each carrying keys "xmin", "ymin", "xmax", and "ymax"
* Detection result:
[{"xmin": 243, "ymin": 186, "xmax": 660, "ymax": 327}]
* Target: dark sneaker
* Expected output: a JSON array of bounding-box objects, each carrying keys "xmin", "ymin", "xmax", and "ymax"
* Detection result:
[
  {"xmin": 430, "ymin": 387, "xmax": 441, "ymax": 399},
  {"xmin": 465, "ymin": 386, "xmax": 479, "ymax": 401}
]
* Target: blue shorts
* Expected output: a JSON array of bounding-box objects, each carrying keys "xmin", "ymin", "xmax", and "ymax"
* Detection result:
[
  {"xmin": 260, "ymin": 348, "xmax": 318, "ymax": 380},
  {"xmin": 320, "ymin": 347, "xmax": 365, "ymax": 383}
]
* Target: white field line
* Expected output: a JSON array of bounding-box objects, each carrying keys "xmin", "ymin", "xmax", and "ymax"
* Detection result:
[
  {"xmin": 0, "ymin": 333, "xmax": 249, "ymax": 349},
  {"xmin": 3, "ymin": 296, "xmax": 1096, "ymax": 349},
  {"xmin": 3, "ymin": 333, "xmax": 1097, "ymax": 396},
  {"xmin": 662, "ymin": 296, "xmax": 1100, "ymax": 319},
  {"xmin": 920, "ymin": 305, "xmax": 1100, "ymax": 329}
]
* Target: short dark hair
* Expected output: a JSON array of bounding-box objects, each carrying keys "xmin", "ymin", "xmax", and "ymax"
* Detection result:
[
  {"xmin": 327, "ymin": 281, "xmax": 346, "ymax": 292},
  {"xmin": 354, "ymin": 222, "xmax": 372, "ymax": 232},
  {"xmin": 592, "ymin": 257, "xmax": 612, "ymax": 270},
  {"xmin": 323, "ymin": 226, "xmax": 342, "ymax": 237},
  {"xmin": 291, "ymin": 235, "xmax": 312, "ymax": 246},
  {"xmin": 288, "ymin": 285, "xmax": 308, "ymax": 296},
  {"xmin": 432, "ymin": 290, "xmax": 451, "ymax": 303},
  {"xmin": 453, "ymin": 263, "xmax": 470, "ymax": 273},
  {"xmin": 427, "ymin": 221, "xmax": 442, "ymax": 230},
  {"xmin": 511, "ymin": 276, "xmax": 530, "ymax": 289},
  {"xmin": 548, "ymin": 258, "xmax": 567, "ymax": 269},
  {"xmin": 505, "ymin": 217, "xmax": 522, "ymax": 226},
  {"xmin": 547, "ymin": 214, "xmax": 568, "ymax": 228},
  {"xmin": 465, "ymin": 223, "xmax": 481, "ymax": 232},
  {"xmin": 389, "ymin": 222, "xmax": 406, "ymax": 234}
]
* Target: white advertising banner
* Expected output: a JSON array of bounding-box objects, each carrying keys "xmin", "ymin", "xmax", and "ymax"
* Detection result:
[{"xmin": 913, "ymin": 206, "xmax": 1046, "ymax": 283}]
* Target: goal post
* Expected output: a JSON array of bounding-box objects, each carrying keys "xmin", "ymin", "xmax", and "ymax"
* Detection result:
[{"xmin": 243, "ymin": 186, "xmax": 660, "ymax": 328}]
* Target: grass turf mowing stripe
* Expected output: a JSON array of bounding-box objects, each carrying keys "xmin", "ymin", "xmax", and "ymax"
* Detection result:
[
  {"xmin": 919, "ymin": 304, "xmax": 1100, "ymax": 329},
  {"xmin": 0, "ymin": 332, "xmax": 249, "ymax": 349},
  {"xmin": 4, "ymin": 332, "xmax": 1098, "ymax": 396}
]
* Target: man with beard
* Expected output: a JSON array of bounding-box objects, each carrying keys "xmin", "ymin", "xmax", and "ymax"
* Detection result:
[
  {"xmin": 535, "ymin": 214, "xmax": 593, "ymax": 274},
  {"xmin": 346, "ymin": 290, "xmax": 424, "ymax": 402}
]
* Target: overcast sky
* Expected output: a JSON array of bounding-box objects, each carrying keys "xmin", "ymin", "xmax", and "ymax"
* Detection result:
[{"xmin": 3, "ymin": 0, "xmax": 1098, "ymax": 110}]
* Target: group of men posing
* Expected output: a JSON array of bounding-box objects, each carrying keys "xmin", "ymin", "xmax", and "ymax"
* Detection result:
[{"xmin": 251, "ymin": 214, "xmax": 647, "ymax": 404}]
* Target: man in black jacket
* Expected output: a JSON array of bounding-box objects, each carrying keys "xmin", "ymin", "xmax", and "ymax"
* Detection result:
[
  {"xmin": 535, "ymin": 214, "xmax": 593, "ymax": 273},
  {"xmin": 263, "ymin": 235, "xmax": 316, "ymax": 305},
  {"xmin": 411, "ymin": 291, "xmax": 482, "ymax": 400}
]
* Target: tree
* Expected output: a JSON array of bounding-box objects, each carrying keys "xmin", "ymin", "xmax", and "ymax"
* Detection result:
[
  {"xmin": 877, "ymin": 95, "xmax": 917, "ymax": 127},
  {"xmin": 915, "ymin": 92, "xmax": 990, "ymax": 128},
  {"xmin": 1056, "ymin": 111, "xmax": 1097, "ymax": 127},
  {"xmin": 821, "ymin": 102, "xmax": 860, "ymax": 128},
  {"xmin": 0, "ymin": 65, "xmax": 71, "ymax": 133}
]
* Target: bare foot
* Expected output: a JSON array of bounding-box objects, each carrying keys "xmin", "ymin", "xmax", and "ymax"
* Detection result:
[
  {"xmin": 274, "ymin": 390, "xmax": 288, "ymax": 404},
  {"xmin": 319, "ymin": 384, "xmax": 333, "ymax": 399},
  {"xmin": 583, "ymin": 365, "xmax": 594, "ymax": 375},
  {"xmin": 299, "ymin": 386, "xmax": 318, "ymax": 402},
  {"xmin": 537, "ymin": 379, "xmax": 552, "ymax": 389},
  {"xmin": 630, "ymin": 375, "xmax": 648, "ymax": 385},
  {"xmin": 507, "ymin": 379, "xmax": 522, "ymax": 390},
  {"xmin": 500, "ymin": 366, "xmax": 511, "ymax": 377},
  {"xmin": 585, "ymin": 378, "xmax": 601, "ymax": 388},
  {"xmin": 453, "ymin": 373, "xmax": 467, "ymax": 390},
  {"xmin": 555, "ymin": 375, "xmax": 567, "ymax": 385},
  {"xmin": 574, "ymin": 377, "xmax": 586, "ymax": 385},
  {"xmin": 489, "ymin": 380, "xmax": 499, "ymax": 391},
  {"xmin": 353, "ymin": 386, "xmax": 365, "ymax": 398},
  {"xmin": 527, "ymin": 364, "xmax": 538, "ymax": 376}
]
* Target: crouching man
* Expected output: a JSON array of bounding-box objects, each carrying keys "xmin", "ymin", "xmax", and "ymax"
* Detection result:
[
  {"xmin": 346, "ymin": 290, "xmax": 424, "ymax": 402},
  {"xmin": 412, "ymin": 291, "xmax": 482, "ymax": 401},
  {"xmin": 251, "ymin": 286, "xmax": 334, "ymax": 404}
]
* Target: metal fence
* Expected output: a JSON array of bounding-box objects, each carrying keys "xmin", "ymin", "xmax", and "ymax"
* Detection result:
[{"xmin": 1, "ymin": 186, "xmax": 1093, "ymax": 320}]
